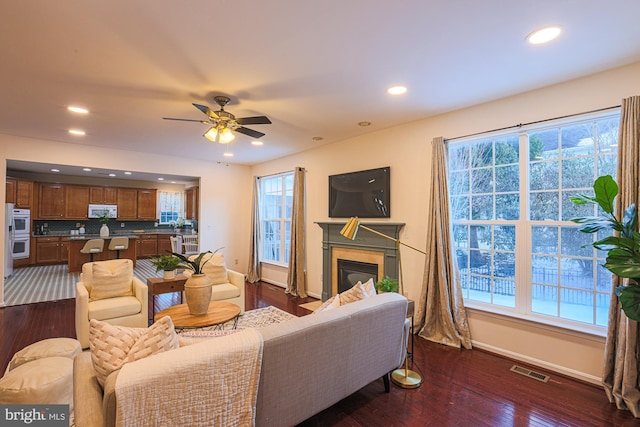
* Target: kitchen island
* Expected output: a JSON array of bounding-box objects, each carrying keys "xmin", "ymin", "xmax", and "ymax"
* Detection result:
[{"xmin": 67, "ymin": 235, "xmax": 139, "ymax": 273}]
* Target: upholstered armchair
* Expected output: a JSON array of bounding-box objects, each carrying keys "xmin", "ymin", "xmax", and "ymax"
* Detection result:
[
  {"xmin": 75, "ymin": 259, "xmax": 148, "ymax": 348},
  {"xmin": 184, "ymin": 252, "xmax": 245, "ymax": 313}
]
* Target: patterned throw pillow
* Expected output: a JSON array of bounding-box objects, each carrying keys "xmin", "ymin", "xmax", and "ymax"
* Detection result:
[
  {"xmin": 360, "ymin": 278, "xmax": 377, "ymax": 297},
  {"xmin": 314, "ymin": 294, "xmax": 341, "ymax": 313},
  {"xmin": 89, "ymin": 261, "xmax": 133, "ymax": 301},
  {"xmin": 339, "ymin": 282, "xmax": 368, "ymax": 305},
  {"xmin": 88, "ymin": 316, "xmax": 179, "ymax": 386}
]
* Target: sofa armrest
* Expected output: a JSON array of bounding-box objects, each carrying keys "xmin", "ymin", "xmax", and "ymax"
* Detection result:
[
  {"xmin": 73, "ymin": 352, "xmax": 105, "ymax": 427},
  {"xmin": 75, "ymin": 282, "xmax": 90, "ymax": 349},
  {"xmin": 132, "ymin": 277, "xmax": 148, "ymax": 321}
]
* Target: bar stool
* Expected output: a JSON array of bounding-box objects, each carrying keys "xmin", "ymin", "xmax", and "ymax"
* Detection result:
[
  {"xmin": 108, "ymin": 237, "xmax": 129, "ymax": 259},
  {"xmin": 80, "ymin": 239, "xmax": 104, "ymax": 262}
]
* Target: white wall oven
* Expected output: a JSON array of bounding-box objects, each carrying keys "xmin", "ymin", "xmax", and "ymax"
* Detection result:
[{"xmin": 12, "ymin": 208, "xmax": 30, "ymax": 259}]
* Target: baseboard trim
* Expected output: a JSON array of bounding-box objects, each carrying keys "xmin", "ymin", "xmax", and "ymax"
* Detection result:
[
  {"xmin": 471, "ymin": 340, "xmax": 602, "ymax": 386},
  {"xmin": 257, "ymin": 280, "xmax": 321, "ymax": 299}
]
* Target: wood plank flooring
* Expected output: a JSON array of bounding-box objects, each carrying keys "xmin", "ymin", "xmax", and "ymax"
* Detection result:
[{"xmin": 0, "ymin": 282, "xmax": 636, "ymax": 426}]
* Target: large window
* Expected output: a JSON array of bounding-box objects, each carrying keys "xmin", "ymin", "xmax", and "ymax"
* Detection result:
[
  {"xmin": 158, "ymin": 191, "xmax": 183, "ymax": 224},
  {"xmin": 259, "ymin": 172, "xmax": 294, "ymax": 264},
  {"xmin": 448, "ymin": 113, "xmax": 619, "ymax": 331}
]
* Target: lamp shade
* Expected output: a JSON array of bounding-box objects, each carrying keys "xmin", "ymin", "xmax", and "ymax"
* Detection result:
[
  {"xmin": 203, "ymin": 127, "xmax": 218, "ymax": 142},
  {"xmin": 219, "ymin": 127, "xmax": 235, "ymax": 143},
  {"xmin": 340, "ymin": 217, "xmax": 360, "ymax": 240}
]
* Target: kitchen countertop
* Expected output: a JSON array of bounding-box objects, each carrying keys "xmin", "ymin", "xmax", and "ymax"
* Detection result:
[{"xmin": 32, "ymin": 230, "xmax": 197, "ymax": 238}]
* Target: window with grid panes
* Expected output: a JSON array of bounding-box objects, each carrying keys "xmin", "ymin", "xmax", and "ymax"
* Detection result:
[{"xmin": 259, "ymin": 172, "xmax": 294, "ymax": 264}]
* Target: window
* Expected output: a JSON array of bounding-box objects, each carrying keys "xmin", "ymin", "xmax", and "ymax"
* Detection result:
[
  {"xmin": 259, "ymin": 172, "xmax": 294, "ymax": 264},
  {"xmin": 158, "ymin": 191, "xmax": 183, "ymax": 224},
  {"xmin": 448, "ymin": 113, "xmax": 619, "ymax": 331}
]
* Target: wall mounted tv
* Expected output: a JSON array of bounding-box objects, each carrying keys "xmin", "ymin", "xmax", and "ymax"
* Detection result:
[{"xmin": 329, "ymin": 167, "xmax": 390, "ymax": 218}]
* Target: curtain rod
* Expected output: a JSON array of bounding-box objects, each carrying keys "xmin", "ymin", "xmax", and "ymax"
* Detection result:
[{"xmin": 445, "ymin": 104, "xmax": 621, "ymax": 143}]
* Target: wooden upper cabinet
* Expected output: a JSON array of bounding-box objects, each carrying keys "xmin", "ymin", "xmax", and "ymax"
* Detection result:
[
  {"xmin": 38, "ymin": 183, "xmax": 66, "ymax": 219},
  {"xmin": 65, "ymin": 185, "xmax": 90, "ymax": 219},
  {"xmin": 117, "ymin": 188, "xmax": 138, "ymax": 219},
  {"xmin": 6, "ymin": 178, "xmax": 16, "ymax": 204},
  {"xmin": 137, "ymin": 189, "xmax": 157, "ymax": 220},
  {"xmin": 16, "ymin": 180, "xmax": 33, "ymax": 208},
  {"xmin": 185, "ymin": 186, "xmax": 199, "ymax": 221},
  {"xmin": 90, "ymin": 186, "xmax": 117, "ymax": 204}
]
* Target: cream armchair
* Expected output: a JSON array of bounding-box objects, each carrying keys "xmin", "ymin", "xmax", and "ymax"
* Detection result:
[
  {"xmin": 184, "ymin": 252, "xmax": 245, "ymax": 313},
  {"xmin": 75, "ymin": 259, "xmax": 148, "ymax": 349}
]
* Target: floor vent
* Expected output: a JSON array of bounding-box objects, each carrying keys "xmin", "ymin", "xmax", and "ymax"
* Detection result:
[{"xmin": 510, "ymin": 365, "xmax": 550, "ymax": 383}]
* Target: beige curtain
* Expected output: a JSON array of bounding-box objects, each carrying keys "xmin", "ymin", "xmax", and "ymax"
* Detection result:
[
  {"xmin": 415, "ymin": 137, "xmax": 472, "ymax": 349},
  {"xmin": 286, "ymin": 167, "xmax": 307, "ymax": 297},
  {"xmin": 604, "ymin": 95, "xmax": 640, "ymax": 417},
  {"xmin": 246, "ymin": 177, "xmax": 261, "ymax": 283}
]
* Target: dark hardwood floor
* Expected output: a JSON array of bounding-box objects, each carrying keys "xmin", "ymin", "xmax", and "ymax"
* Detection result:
[{"xmin": 1, "ymin": 283, "xmax": 636, "ymax": 426}]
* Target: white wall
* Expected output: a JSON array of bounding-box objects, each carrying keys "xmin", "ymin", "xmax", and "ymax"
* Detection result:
[
  {"xmin": 0, "ymin": 135, "xmax": 253, "ymax": 304},
  {"xmin": 250, "ymin": 61, "xmax": 640, "ymax": 384}
]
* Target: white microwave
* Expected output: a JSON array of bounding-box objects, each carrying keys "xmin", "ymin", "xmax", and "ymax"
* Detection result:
[{"xmin": 88, "ymin": 204, "xmax": 118, "ymax": 219}]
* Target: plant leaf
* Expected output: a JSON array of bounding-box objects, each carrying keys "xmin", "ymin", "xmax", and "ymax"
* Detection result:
[
  {"xmin": 569, "ymin": 194, "xmax": 597, "ymax": 205},
  {"xmin": 605, "ymin": 253, "xmax": 640, "ymax": 279},
  {"xmin": 616, "ymin": 285, "xmax": 640, "ymax": 322},
  {"xmin": 593, "ymin": 175, "xmax": 618, "ymax": 214}
]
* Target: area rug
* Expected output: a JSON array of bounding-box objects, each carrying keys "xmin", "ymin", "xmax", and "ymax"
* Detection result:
[
  {"xmin": 176, "ymin": 305, "xmax": 297, "ymax": 336},
  {"xmin": 299, "ymin": 300, "xmax": 322, "ymax": 312}
]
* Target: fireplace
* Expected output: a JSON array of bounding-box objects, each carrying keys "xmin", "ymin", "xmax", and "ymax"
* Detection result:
[
  {"xmin": 337, "ymin": 259, "xmax": 378, "ymax": 293},
  {"xmin": 316, "ymin": 222, "xmax": 405, "ymax": 300}
]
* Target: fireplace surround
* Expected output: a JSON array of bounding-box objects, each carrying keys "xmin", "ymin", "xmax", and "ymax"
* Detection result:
[{"xmin": 316, "ymin": 222, "xmax": 405, "ymax": 300}]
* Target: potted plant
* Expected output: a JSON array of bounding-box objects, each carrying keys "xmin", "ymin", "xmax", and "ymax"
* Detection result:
[
  {"xmin": 98, "ymin": 210, "xmax": 111, "ymax": 238},
  {"xmin": 150, "ymin": 255, "xmax": 182, "ymax": 280},
  {"xmin": 375, "ymin": 276, "xmax": 399, "ymax": 293},
  {"xmin": 570, "ymin": 175, "xmax": 640, "ymax": 321},
  {"xmin": 171, "ymin": 250, "xmax": 218, "ymax": 315}
]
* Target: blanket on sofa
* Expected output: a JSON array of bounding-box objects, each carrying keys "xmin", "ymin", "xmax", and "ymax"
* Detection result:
[{"xmin": 114, "ymin": 328, "xmax": 264, "ymax": 427}]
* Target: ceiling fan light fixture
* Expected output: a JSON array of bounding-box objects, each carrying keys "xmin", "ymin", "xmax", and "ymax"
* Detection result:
[
  {"xmin": 219, "ymin": 126, "xmax": 235, "ymax": 143},
  {"xmin": 204, "ymin": 127, "xmax": 218, "ymax": 142}
]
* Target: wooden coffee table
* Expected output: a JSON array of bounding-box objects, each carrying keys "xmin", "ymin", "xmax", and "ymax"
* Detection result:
[{"xmin": 154, "ymin": 301, "xmax": 241, "ymax": 330}]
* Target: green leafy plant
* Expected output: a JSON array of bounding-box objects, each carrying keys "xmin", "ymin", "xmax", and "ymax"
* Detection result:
[
  {"xmin": 150, "ymin": 255, "xmax": 182, "ymax": 272},
  {"xmin": 98, "ymin": 210, "xmax": 111, "ymax": 224},
  {"xmin": 375, "ymin": 276, "xmax": 399, "ymax": 293},
  {"xmin": 171, "ymin": 247, "xmax": 223, "ymax": 275},
  {"xmin": 570, "ymin": 175, "xmax": 640, "ymax": 321}
]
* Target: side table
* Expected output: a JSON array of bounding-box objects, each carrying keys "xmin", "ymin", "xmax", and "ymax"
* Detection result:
[{"xmin": 147, "ymin": 275, "xmax": 187, "ymax": 324}]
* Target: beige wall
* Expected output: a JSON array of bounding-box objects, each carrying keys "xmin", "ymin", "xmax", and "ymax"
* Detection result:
[
  {"xmin": 251, "ymin": 61, "xmax": 640, "ymax": 384},
  {"xmin": 0, "ymin": 135, "xmax": 253, "ymax": 304}
]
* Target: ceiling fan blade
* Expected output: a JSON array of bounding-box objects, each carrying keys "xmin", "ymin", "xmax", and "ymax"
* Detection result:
[
  {"xmin": 235, "ymin": 126, "xmax": 266, "ymax": 139},
  {"xmin": 162, "ymin": 117, "xmax": 209, "ymax": 124},
  {"xmin": 193, "ymin": 103, "xmax": 219, "ymax": 119},
  {"xmin": 236, "ymin": 116, "xmax": 272, "ymax": 125}
]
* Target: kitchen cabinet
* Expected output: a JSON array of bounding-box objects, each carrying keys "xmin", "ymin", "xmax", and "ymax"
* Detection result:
[
  {"xmin": 89, "ymin": 186, "xmax": 117, "ymax": 204},
  {"xmin": 117, "ymin": 188, "xmax": 138, "ymax": 219},
  {"xmin": 157, "ymin": 234, "xmax": 173, "ymax": 256},
  {"xmin": 68, "ymin": 237, "xmax": 137, "ymax": 272},
  {"xmin": 137, "ymin": 234, "xmax": 158, "ymax": 258},
  {"xmin": 5, "ymin": 178, "xmax": 16, "ymax": 204},
  {"xmin": 38, "ymin": 183, "xmax": 66, "ymax": 218},
  {"xmin": 137, "ymin": 189, "xmax": 157, "ymax": 220},
  {"xmin": 35, "ymin": 237, "xmax": 68, "ymax": 264},
  {"xmin": 65, "ymin": 185, "xmax": 90, "ymax": 219},
  {"xmin": 16, "ymin": 180, "xmax": 33, "ymax": 208},
  {"xmin": 185, "ymin": 186, "xmax": 199, "ymax": 221}
]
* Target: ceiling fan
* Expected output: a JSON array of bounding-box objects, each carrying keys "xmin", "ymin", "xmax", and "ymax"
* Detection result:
[{"xmin": 163, "ymin": 95, "xmax": 271, "ymax": 143}]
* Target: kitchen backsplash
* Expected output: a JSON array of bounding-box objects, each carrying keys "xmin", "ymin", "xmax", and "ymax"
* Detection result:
[{"xmin": 32, "ymin": 219, "xmax": 188, "ymax": 235}]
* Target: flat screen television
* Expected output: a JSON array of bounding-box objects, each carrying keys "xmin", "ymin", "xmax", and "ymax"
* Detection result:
[{"xmin": 329, "ymin": 167, "xmax": 390, "ymax": 218}]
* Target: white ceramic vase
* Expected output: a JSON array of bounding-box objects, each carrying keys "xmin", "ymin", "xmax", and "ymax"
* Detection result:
[
  {"xmin": 100, "ymin": 224, "xmax": 109, "ymax": 237},
  {"xmin": 184, "ymin": 273, "xmax": 212, "ymax": 315}
]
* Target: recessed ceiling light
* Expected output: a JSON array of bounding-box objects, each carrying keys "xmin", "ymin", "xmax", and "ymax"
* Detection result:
[
  {"xmin": 527, "ymin": 26, "xmax": 561, "ymax": 45},
  {"xmin": 124, "ymin": 171, "xmax": 132, "ymax": 175},
  {"xmin": 157, "ymin": 177, "xmax": 164, "ymax": 181},
  {"xmin": 108, "ymin": 173, "xmax": 116, "ymax": 177},
  {"xmin": 387, "ymin": 86, "xmax": 407, "ymax": 95},
  {"xmin": 312, "ymin": 136, "xmax": 324, "ymax": 141},
  {"xmin": 358, "ymin": 121, "xmax": 372, "ymax": 127},
  {"xmin": 251, "ymin": 141, "xmax": 264, "ymax": 146},
  {"xmin": 223, "ymin": 152, "xmax": 234, "ymax": 157},
  {"xmin": 83, "ymin": 168, "xmax": 91, "ymax": 172},
  {"xmin": 68, "ymin": 129, "xmax": 86, "ymax": 136},
  {"xmin": 51, "ymin": 168, "xmax": 60, "ymax": 173},
  {"xmin": 68, "ymin": 106, "xmax": 89, "ymax": 114}
]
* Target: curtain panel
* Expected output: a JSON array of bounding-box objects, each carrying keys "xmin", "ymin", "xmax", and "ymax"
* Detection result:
[
  {"xmin": 247, "ymin": 177, "xmax": 261, "ymax": 283},
  {"xmin": 286, "ymin": 167, "xmax": 307, "ymax": 297}
]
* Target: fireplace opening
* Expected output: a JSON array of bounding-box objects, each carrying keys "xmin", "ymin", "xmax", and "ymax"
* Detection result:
[{"xmin": 337, "ymin": 259, "xmax": 378, "ymax": 293}]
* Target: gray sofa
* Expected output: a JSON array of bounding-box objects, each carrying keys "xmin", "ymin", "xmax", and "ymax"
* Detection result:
[{"xmin": 73, "ymin": 292, "xmax": 409, "ymax": 427}]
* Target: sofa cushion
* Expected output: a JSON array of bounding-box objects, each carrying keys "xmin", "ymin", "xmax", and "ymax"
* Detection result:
[
  {"xmin": 88, "ymin": 296, "xmax": 142, "ymax": 321},
  {"xmin": 89, "ymin": 316, "xmax": 179, "ymax": 386},
  {"xmin": 89, "ymin": 261, "xmax": 133, "ymax": 301},
  {"xmin": 211, "ymin": 282, "xmax": 241, "ymax": 300},
  {"xmin": 8, "ymin": 338, "xmax": 81, "ymax": 372}
]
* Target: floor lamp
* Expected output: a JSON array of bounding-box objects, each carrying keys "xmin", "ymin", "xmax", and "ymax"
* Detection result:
[{"xmin": 340, "ymin": 217, "xmax": 424, "ymax": 389}]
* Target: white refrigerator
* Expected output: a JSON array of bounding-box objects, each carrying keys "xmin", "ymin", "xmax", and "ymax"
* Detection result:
[{"xmin": 5, "ymin": 203, "xmax": 14, "ymax": 279}]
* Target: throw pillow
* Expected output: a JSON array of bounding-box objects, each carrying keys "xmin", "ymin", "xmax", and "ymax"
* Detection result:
[
  {"xmin": 89, "ymin": 316, "xmax": 179, "ymax": 386},
  {"xmin": 360, "ymin": 278, "xmax": 377, "ymax": 297},
  {"xmin": 198, "ymin": 253, "xmax": 228, "ymax": 285},
  {"xmin": 314, "ymin": 294, "xmax": 341, "ymax": 313},
  {"xmin": 89, "ymin": 261, "xmax": 133, "ymax": 301},
  {"xmin": 339, "ymin": 282, "xmax": 368, "ymax": 305}
]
